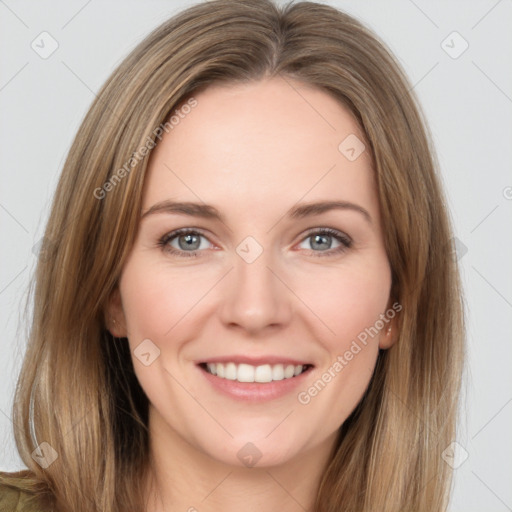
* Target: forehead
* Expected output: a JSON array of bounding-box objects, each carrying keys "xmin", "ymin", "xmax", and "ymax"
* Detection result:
[{"xmin": 142, "ymin": 77, "xmax": 377, "ymax": 223}]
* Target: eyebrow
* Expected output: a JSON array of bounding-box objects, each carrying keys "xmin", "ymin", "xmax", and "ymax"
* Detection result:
[{"xmin": 140, "ymin": 199, "xmax": 372, "ymax": 224}]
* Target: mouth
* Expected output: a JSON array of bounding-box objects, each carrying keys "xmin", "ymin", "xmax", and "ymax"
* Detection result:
[{"xmin": 198, "ymin": 362, "xmax": 314, "ymax": 383}]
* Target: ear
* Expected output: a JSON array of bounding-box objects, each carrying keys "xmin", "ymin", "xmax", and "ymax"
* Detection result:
[
  {"xmin": 104, "ymin": 285, "xmax": 128, "ymax": 338},
  {"xmin": 378, "ymin": 299, "xmax": 401, "ymax": 350}
]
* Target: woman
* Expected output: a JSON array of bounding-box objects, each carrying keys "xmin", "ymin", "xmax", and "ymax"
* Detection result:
[{"xmin": 0, "ymin": 0, "xmax": 465, "ymax": 511}]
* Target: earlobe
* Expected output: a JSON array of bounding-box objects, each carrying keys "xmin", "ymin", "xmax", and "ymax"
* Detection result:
[
  {"xmin": 378, "ymin": 323, "xmax": 396, "ymax": 350},
  {"xmin": 379, "ymin": 324, "xmax": 393, "ymax": 350},
  {"xmin": 378, "ymin": 298, "xmax": 400, "ymax": 350},
  {"xmin": 105, "ymin": 286, "xmax": 128, "ymax": 338}
]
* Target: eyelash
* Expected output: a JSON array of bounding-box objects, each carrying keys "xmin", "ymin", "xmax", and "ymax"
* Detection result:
[{"xmin": 156, "ymin": 227, "xmax": 352, "ymax": 258}]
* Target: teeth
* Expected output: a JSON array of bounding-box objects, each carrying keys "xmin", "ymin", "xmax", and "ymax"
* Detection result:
[
  {"xmin": 225, "ymin": 362, "xmax": 237, "ymax": 380},
  {"xmin": 272, "ymin": 364, "xmax": 284, "ymax": 381},
  {"xmin": 205, "ymin": 362, "xmax": 307, "ymax": 383},
  {"xmin": 284, "ymin": 364, "xmax": 295, "ymax": 379},
  {"xmin": 254, "ymin": 364, "xmax": 271, "ymax": 382},
  {"xmin": 238, "ymin": 363, "xmax": 255, "ymax": 382}
]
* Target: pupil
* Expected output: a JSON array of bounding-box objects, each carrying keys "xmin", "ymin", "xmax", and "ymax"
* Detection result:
[
  {"xmin": 179, "ymin": 234, "xmax": 200, "ymax": 250},
  {"xmin": 312, "ymin": 234, "xmax": 331, "ymax": 250}
]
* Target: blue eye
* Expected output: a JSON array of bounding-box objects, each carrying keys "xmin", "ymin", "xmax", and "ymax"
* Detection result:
[
  {"xmin": 298, "ymin": 228, "xmax": 352, "ymax": 256},
  {"xmin": 158, "ymin": 229, "xmax": 212, "ymax": 257},
  {"xmin": 157, "ymin": 227, "xmax": 351, "ymax": 258}
]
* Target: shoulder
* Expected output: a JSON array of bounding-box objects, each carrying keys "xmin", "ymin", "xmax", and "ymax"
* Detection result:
[
  {"xmin": 0, "ymin": 484, "xmax": 23, "ymax": 511},
  {"xmin": 0, "ymin": 483, "xmax": 51, "ymax": 512}
]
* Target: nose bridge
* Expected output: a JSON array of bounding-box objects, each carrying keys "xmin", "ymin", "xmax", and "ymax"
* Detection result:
[{"xmin": 219, "ymin": 239, "xmax": 292, "ymax": 332}]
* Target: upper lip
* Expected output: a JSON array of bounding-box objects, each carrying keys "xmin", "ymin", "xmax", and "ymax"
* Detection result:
[{"xmin": 197, "ymin": 356, "xmax": 314, "ymax": 367}]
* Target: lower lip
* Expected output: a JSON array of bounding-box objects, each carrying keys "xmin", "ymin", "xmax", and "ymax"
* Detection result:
[{"xmin": 197, "ymin": 364, "xmax": 314, "ymax": 402}]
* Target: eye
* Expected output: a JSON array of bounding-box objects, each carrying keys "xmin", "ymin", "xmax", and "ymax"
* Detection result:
[
  {"xmin": 157, "ymin": 228, "xmax": 214, "ymax": 257},
  {"xmin": 157, "ymin": 227, "xmax": 352, "ymax": 258},
  {"xmin": 296, "ymin": 228, "xmax": 352, "ymax": 257}
]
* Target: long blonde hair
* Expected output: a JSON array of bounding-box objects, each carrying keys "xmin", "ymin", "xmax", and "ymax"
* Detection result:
[{"xmin": 1, "ymin": 1, "xmax": 465, "ymax": 510}]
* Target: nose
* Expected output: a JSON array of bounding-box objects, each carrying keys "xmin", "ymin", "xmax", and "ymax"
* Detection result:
[{"xmin": 218, "ymin": 248, "xmax": 293, "ymax": 336}]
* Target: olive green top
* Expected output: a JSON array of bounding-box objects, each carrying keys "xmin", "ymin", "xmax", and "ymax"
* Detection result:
[{"xmin": 0, "ymin": 484, "xmax": 50, "ymax": 512}]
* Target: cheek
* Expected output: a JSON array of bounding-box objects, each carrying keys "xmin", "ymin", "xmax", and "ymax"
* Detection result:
[
  {"xmin": 332, "ymin": 279, "xmax": 390, "ymax": 348},
  {"xmin": 292, "ymin": 258, "xmax": 391, "ymax": 347},
  {"xmin": 291, "ymin": 262, "xmax": 390, "ymax": 423},
  {"xmin": 119, "ymin": 256, "xmax": 216, "ymax": 341},
  {"xmin": 117, "ymin": 256, "xmax": 210, "ymax": 402}
]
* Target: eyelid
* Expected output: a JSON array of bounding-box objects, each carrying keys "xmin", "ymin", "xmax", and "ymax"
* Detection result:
[
  {"xmin": 299, "ymin": 226, "xmax": 352, "ymax": 245},
  {"xmin": 158, "ymin": 227, "xmax": 216, "ymax": 257}
]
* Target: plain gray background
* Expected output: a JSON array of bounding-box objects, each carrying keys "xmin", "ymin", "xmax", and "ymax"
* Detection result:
[{"xmin": 1, "ymin": 1, "xmax": 511, "ymax": 510}]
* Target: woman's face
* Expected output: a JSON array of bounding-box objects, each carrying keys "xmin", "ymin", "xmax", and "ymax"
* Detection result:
[{"xmin": 109, "ymin": 77, "xmax": 395, "ymax": 468}]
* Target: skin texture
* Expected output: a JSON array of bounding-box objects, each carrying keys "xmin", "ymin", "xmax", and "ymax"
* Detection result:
[{"xmin": 107, "ymin": 76, "xmax": 396, "ymax": 512}]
